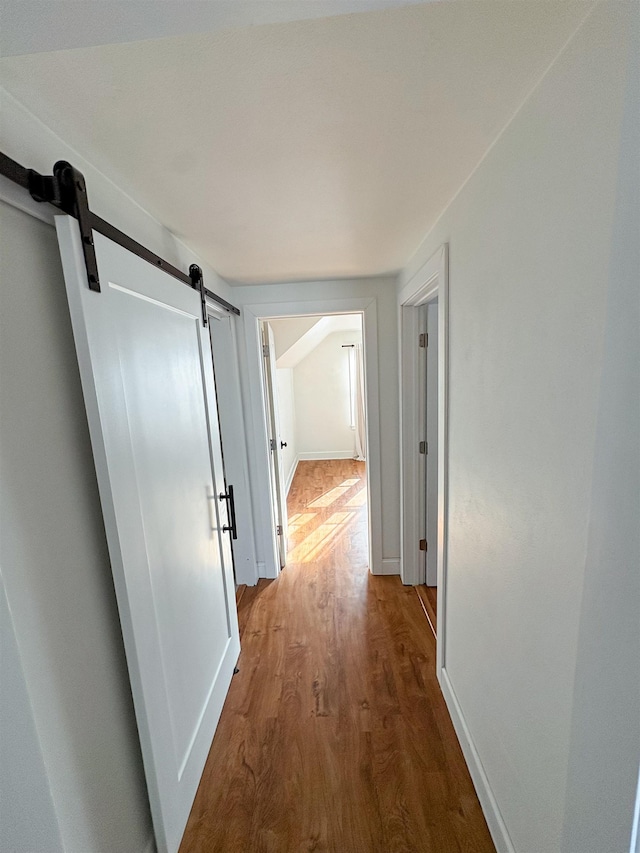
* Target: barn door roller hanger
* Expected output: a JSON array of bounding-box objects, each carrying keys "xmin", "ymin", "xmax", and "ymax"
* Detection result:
[{"xmin": 0, "ymin": 151, "xmax": 240, "ymax": 323}]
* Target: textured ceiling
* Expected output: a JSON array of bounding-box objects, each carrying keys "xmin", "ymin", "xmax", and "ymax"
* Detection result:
[{"xmin": 0, "ymin": 2, "xmax": 589, "ymax": 283}]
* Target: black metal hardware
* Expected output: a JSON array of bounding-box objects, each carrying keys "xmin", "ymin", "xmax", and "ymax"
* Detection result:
[
  {"xmin": 54, "ymin": 161, "xmax": 101, "ymax": 291},
  {"xmin": 189, "ymin": 264, "xmax": 207, "ymax": 327},
  {"xmin": 0, "ymin": 150, "xmax": 240, "ymax": 314},
  {"xmin": 341, "ymin": 344, "xmax": 355, "ymax": 348},
  {"xmin": 280, "ymin": 441, "xmax": 287, "ymax": 449},
  {"xmin": 219, "ymin": 484, "xmax": 238, "ymax": 540},
  {"xmin": 0, "ymin": 152, "xmax": 30, "ymax": 188}
]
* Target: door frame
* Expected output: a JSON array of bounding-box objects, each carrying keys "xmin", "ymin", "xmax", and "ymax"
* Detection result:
[
  {"xmin": 399, "ymin": 243, "xmax": 449, "ymax": 677},
  {"xmin": 241, "ymin": 296, "xmax": 382, "ymax": 579},
  {"xmin": 260, "ymin": 320, "xmax": 288, "ymax": 568}
]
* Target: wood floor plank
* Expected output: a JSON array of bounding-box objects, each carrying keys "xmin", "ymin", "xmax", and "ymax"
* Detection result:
[{"xmin": 180, "ymin": 460, "xmax": 495, "ymax": 853}]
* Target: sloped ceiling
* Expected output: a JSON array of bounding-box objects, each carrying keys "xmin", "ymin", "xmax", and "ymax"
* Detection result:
[
  {"xmin": 0, "ymin": 2, "xmax": 589, "ymax": 283},
  {"xmin": 273, "ymin": 315, "xmax": 363, "ymax": 368}
]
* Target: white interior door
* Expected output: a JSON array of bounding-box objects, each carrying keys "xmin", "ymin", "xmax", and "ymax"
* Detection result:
[
  {"xmin": 55, "ymin": 217, "xmax": 240, "ymax": 853},
  {"xmin": 425, "ymin": 300, "xmax": 439, "ymax": 586},
  {"xmin": 261, "ymin": 322, "xmax": 288, "ymax": 567}
]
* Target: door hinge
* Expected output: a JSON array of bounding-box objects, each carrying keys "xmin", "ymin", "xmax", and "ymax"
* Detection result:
[
  {"xmin": 419, "ymin": 441, "xmax": 428, "ymax": 454},
  {"xmin": 419, "ymin": 333, "xmax": 428, "ymax": 348},
  {"xmin": 263, "ymin": 343, "xmax": 270, "ymax": 358},
  {"xmin": 419, "ymin": 538, "xmax": 427, "ymax": 551},
  {"xmin": 276, "ymin": 524, "xmax": 283, "ymax": 536},
  {"xmin": 270, "ymin": 438, "xmax": 276, "ymax": 451}
]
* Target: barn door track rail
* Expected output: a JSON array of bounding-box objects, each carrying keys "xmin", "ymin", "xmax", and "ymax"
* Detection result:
[{"xmin": 0, "ymin": 151, "xmax": 240, "ymax": 320}]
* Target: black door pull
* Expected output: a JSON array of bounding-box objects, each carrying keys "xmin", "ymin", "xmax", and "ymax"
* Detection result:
[
  {"xmin": 280, "ymin": 441, "xmax": 287, "ymax": 449},
  {"xmin": 219, "ymin": 484, "xmax": 238, "ymax": 540}
]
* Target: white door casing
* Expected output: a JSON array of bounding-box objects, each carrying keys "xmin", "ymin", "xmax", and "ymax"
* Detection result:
[
  {"xmin": 261, "ymin": 321, "xmax": 288, "ymax": 567},
  {"xmin": 55, "ymin": 216, "xmax": 240, "ymax": 853},
  {"xmin": 242, "ymin": 298, "xmax": 382, "ymax": 579},
  {"xmin": 399, "ymin": 243, "xmax": 448, "ymax": 678}
]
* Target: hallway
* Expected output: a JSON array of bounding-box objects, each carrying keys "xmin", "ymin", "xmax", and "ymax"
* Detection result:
[{"xmin": 180, "ymin": 460, "xmax": 494, "ymax": 852}]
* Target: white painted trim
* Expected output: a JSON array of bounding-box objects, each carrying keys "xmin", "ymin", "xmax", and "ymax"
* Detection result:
[
  {"xmin": 285, "ymin": 455, "xmax": 300, "ymax": 496},
  {"xmin": 256, "ymin": 561, "xmax": 266, "ymax": 579},
  {"xmin": 399, "ymin": 243, "xmax": 449, "ymax": 678},
  {"xmin": 241, "ymin": 297, "xmax": 383, "ymax": 578},
  {"xmin": 298, "ymin": 450, "xmax": 354, "ymax": 461},
  {"xmin": 0, "ymin": 175, "xmax": 56, "ymax": 226},
  {"xmin": 380, "ymin": 558, "xmax": 400, "ymax": 576},
  {"xmin": 631, "ymin": 762, "xmax": 640, "ymax": 853},
  {"xmin": 440, "ymin": 668, "xmax": 515, "ymax": 853}
]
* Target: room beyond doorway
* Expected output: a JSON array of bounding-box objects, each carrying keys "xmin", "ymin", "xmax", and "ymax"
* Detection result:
[{"xmin": 259, "ymin": 312, "xmax": 370, "ymax": 573}]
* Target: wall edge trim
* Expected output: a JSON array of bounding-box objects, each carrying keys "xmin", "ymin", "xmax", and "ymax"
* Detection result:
[{"xmin": 440, "ymin": 668, "xmax": 515, "ymax": 853}]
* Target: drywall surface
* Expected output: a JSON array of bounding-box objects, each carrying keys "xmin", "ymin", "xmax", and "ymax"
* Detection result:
[
  {"xmin": 0, "ymin": 573, "xmax": 63, "ymax": 853},
  {"xmin": 0, "ymin": 3, "xmax": 587, "ymax": 282},
  {"xmin": 276, "ymin": 368, "xmax": 299, "ymax": 490},
  {"xmin": 232, "ymin": 276, "xmax": 399, "ymax": 574},
  {"xmin": 398, "ymin": 4, "xmax": 638, "ymax": 852},
  {"xmin": 561, "ymin": 7, "xmax": 640, "ymax": 852},
  {"xmin": 0, "ymin": 201, "xmax": 152, "ymax": 852},
  {"xmin": 294, "ymin": 330, "xmax": 362, "ymax": 458},
  {"xmin": 0, "ymin": 88, "xmax": 232, "ymax": 305}
]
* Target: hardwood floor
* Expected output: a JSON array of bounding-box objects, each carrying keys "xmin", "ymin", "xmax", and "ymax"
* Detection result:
[{"xmin": 180, "ymin": 459, "xmax": 495, "ymax": 852}]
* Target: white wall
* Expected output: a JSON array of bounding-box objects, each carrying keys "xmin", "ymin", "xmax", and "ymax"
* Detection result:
[
  {"xmin": 0, "ymin": 201, "xmax": 152, "ymax": 853},
  {"xmin": 398, "ymin": 4, "xmax": 639, "ymax": 852},
  {"xmin": 0, "ymin": 573, "xmax": 63, "ymax": 853},
  {"xmin": 561, "ymin": 6, "xmax": 639, "ymax": 851},
  {"xmin": 275, "ymin": 367, "xmax": 298, "ymax": 491},
  {"xmin": 294, "ymin": 330, "xmax": 362, "ymax": 459},
  {"xmin": 0, "ymin": 91, "xmax": 240, "ymax": 852}
]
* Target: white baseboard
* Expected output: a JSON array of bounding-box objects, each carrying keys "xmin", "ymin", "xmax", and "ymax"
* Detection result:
[
  {"xmin": 298, "ymin": 451, "xmax": 355, "ymax": 461},
  {"xmin": 372, "ymin": 558, "xmax": 400, "ymax": 576},
  {"xmin": 440, "ymin": 668, "xmax": 514, "ymax": 853},
  {"xmin": 257, "ymin": 561, "xmax": 266, "ymax": 578},
  {"xmin": 285, "ymin": 456, "xmax": 299, "ymax": 495}
]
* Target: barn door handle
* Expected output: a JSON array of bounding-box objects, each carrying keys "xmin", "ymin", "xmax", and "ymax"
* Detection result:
[
  {"xmin": 219, "ymin": 484, "xmax": 238, "ymax": 540},
  {"xmin": 280, "ymin": 441, "xmax": 287, "ymax": 449}
]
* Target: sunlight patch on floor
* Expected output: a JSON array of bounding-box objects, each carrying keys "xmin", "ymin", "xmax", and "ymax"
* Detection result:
[
  {"xmin": 288, "ymin": 512, "xmax": 316, "ymax": 533},
  {"xmin": 345, "ymin": 488, "xmax": 367, "ymax": 508},
  {"xmin": 288, "ymin": 511, "xmax": 357, "ymax": 563},
  {"xmin": 307, "ymin": 479, "xmax": 361, "ymax": 509}
]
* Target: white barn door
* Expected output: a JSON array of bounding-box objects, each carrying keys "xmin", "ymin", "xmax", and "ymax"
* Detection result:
[{"xmin": 55, "ymin": 217, "xmax": 240, "ymax": 853}]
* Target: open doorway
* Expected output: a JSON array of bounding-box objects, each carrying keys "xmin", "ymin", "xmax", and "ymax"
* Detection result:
[{"xmin": 259, "ymin": 314, "xmax": 368, "ymax": 571}]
